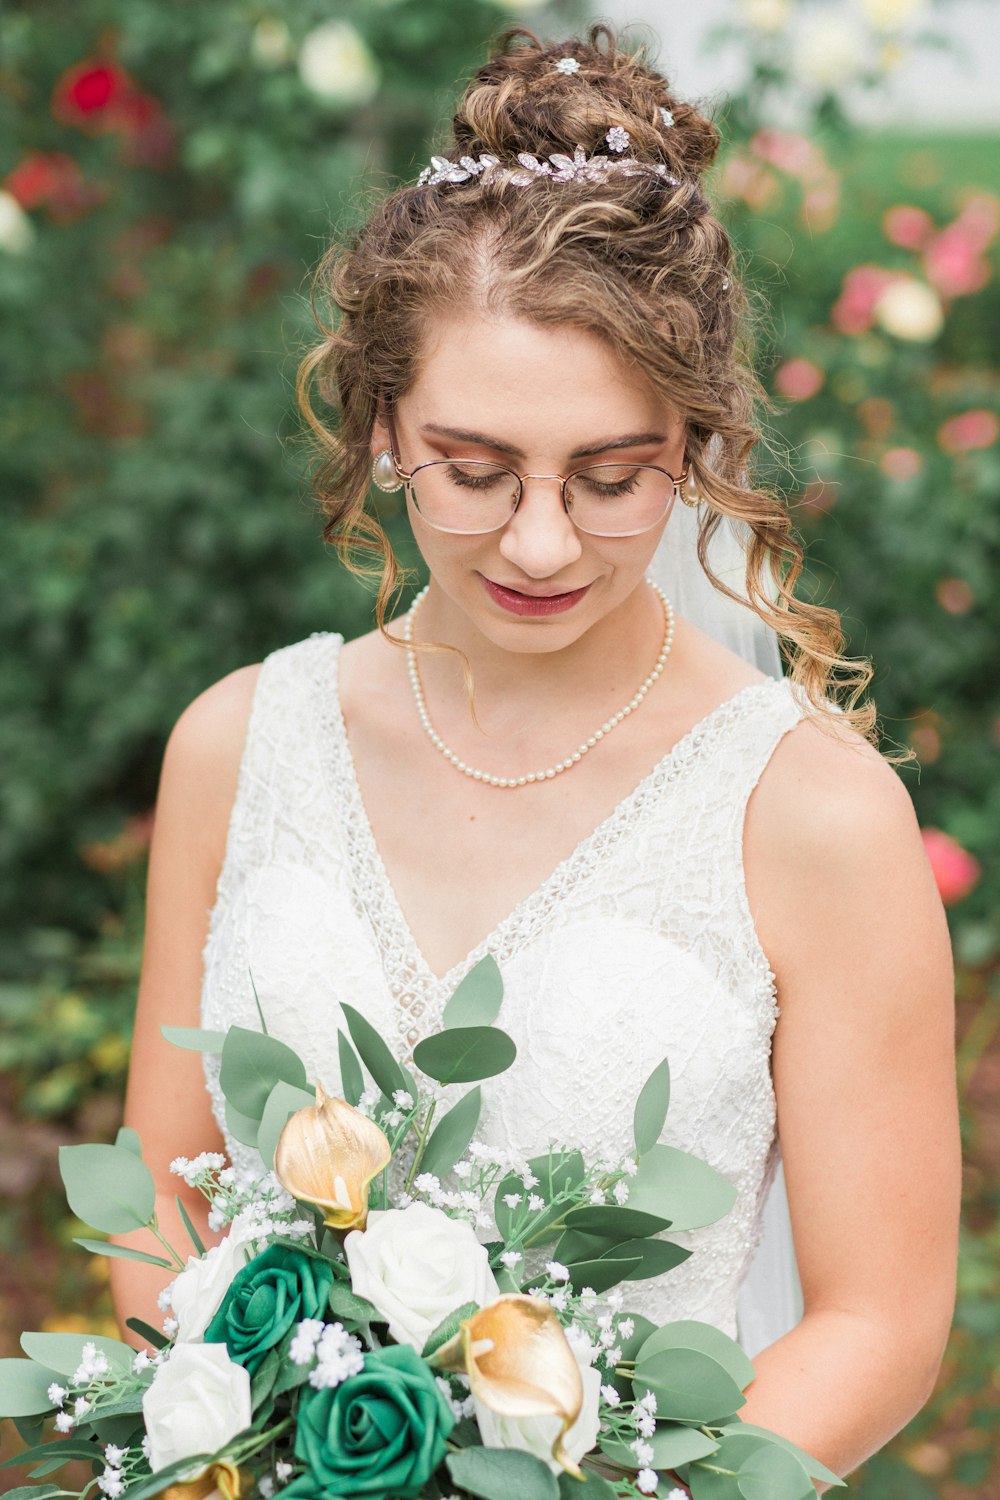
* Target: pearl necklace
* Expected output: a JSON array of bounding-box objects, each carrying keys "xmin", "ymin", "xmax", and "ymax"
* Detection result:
[{"xmin": 403, "ymin": 579, "xmax": 675, "ymax": 789}]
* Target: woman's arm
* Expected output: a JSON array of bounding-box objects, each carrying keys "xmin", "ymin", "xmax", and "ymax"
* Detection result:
[
  {"xmin": 733, "ymin": 715, "xmax": 961, "ymax": 1488},
  {"xmin": 109, "ymin": 664, "xmax": 261, "ymax": 1344}
]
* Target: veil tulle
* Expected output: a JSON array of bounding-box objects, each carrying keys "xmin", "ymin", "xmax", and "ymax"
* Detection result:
[{"xmin": 647, "ymin": 487, "xmax": 805, "ymax": 1362}]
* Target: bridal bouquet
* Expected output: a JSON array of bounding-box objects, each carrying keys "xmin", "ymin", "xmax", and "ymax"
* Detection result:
[{"xmin": 0, "ymin": 958, "xmax": 842, "ymax": 1500}]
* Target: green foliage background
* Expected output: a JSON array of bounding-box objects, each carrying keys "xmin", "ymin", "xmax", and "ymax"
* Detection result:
[{"xmin": 1, "ymin": 1, "xmax": 998, "ymax": 1496}]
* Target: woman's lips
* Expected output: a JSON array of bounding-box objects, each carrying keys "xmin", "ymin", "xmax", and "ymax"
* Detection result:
[{"xmin": 480, "ymin": 575, "xmax": 592, "ymax": 616}]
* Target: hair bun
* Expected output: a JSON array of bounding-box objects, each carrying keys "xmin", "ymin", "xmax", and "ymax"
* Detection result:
[{"xmin": 449, "ymin": 22, "xmax": 719, "ymax": 181}]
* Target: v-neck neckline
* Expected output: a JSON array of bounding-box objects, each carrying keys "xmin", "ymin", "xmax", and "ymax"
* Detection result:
[{"xmin": 316, "ymin": 632, "xmax": 784, "ymax": 1003}]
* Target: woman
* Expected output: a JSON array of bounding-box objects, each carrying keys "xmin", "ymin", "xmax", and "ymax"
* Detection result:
[{"xmin": 113, "ymin": 24, "xmax": 960, "ymax": 1491}]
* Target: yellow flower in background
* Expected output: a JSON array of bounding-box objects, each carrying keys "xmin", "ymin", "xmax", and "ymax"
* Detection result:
[
  {"xmin": 873, "ymin": 276, "xmax": 944, "ymax": 341},
  {"xmin": 432, "ymin": 1293, "xmax": 587, "ymax": 1476},
  {"xmin": 737, "ymin": 0, "xmax": 792, "ymax": 32},
  {"xmin": 273, "ymin": 1085, "xmax": 391, "ymax": 1231},
  {"xmin": 858, "ymin": 0, "xmax": 929, "ymax": 31}
]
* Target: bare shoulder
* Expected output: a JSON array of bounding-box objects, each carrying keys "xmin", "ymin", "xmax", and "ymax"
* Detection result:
[{"xmin": 159, "ymin": 662, "xmax": 263, "ymax": 871}]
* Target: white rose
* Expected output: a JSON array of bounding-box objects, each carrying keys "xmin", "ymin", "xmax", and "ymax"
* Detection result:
[
  {"xmin": 873, "ymin": 277, "xmax": 944, "ymax": 342},
  {"xmin": 169, "ymin": 1233, "xmax": 250, "ymax": 1342},
  {"xmin": 298, "ymin": 21, "xmax": 380, "ymax": 106},
  {"xmin": 343, "ymin": 1201, "xmax": 500, "ymax": 1351},
  {"xmin": 142, "ymin": 1343, "xmax": 252, "ymax": 1474},
  {"xmin": 0, "ymin": 190, "xmax": 33, "ymax": 255},
  {"xmin": 791, "ymin": 10, "xmax": 866, "ymax": 89},
  {"xmin": 474, "ymin": 1343, "xmax": 602, "ymax": 1474}
]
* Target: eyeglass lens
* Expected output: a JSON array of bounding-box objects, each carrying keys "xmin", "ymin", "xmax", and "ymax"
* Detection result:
[{"xmin": 407, "ymin": 460, "xmax": 675, "ymax": 537}]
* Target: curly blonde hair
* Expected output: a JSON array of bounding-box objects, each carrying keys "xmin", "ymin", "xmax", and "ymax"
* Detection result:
[{"xmin": 296, "ymin": 21, "xmax": 905, "ymax": 762}]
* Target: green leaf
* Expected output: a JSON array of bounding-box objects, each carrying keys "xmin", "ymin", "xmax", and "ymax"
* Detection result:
[
  {"xmin": 442, "ymin": 954, "xmax": 504, "ymax": 1028},
  {"xmin": 3, "ymin": 1486, "xmax": 63, "ymax": 1499},
  {"xmin": 558, "ymin": 1471, "xmax": 620, "ymax": 1500},
  {"xmin": 600, "ymin": 1312, "xmax": 656, "ymax": 1402},
  {"xmin": 601, "ymin": 1422, "xmax": 719, "ymax": 1468},
  {"xmin": 19, "ymin": 1333, "xmax": 134, "ymax": 1381},
  {"xmin": 495, "ymin": 1150, "xmax": 586, "ymax": 1243},
  {"xmin": 256, "ymin": 1079, "xmax": 317, "ymax": 1171},
  {"xmin": 637, "ymin": 1322, "xmax": 756, "ymax": 1393},
  {"xmin": 160, "ymin": 1025, "xmax": 227, "ymax": 1053},
  {"xmin": 633, "ymin": 1056, "xmax": 671, "ymax": 1155},
  {"xmin": 225, "ymin": 1097, "xmax": 261, "ymax": 1149},
  {"xmin": 633, "ymin": 1345, "xmax": 746, "ymax": 1423},
  {"xmin": 626, "ymin": 1144, "xmax": 738, "ymax": 1231},
  {"xmin": 327, "ymin": 1281, "xmax": 379, "ymax": 1326},
  {"xmin": 218, "ymin": 1026, "xmax": 307, "ymax": 1119},
  {"xmin": 175, "ymin": 1197, "xmax": 206, "ymax": 1257},
  {"xmin": 4, "ymin": 1439, "xmax": 102, "ymax": 1470},
  {"xmin": 250, "ymin": 1347, "xmax": 281, "ymax": 1409},
  {"xmin": 685, "ymin": 1433, "xmax": 772, "ymax": 1500},
  {"xmin": 737, "ymin": 1443, "xmax": 815, "ymax": 1500},
  {"xmin": 248, "ymin": 968, "xmax": 269, "ymax": 1034},
  {"xmin": 413, "ymin": 1025, "xmax": 517, "ymax": 1085},
  {"xmin": 126, "ymin": 1318, "xmax": 169, "ymax": 1351},
  {"xmin": 340, "ymin": 1003, "xmax": 410, "ymax": 1100},
  {"xmin": 562, "ymin": 1205, "xmax": 672, "ymax": 1238},
  {"xmin": 73, "ymin": 1238, "xmax": 173, "ymax": 1269},
  {"xmin": 447, "ymin": 1446, "xmax": 560, "ymax": 1500},
  {"xmin": 58, "ymin": 1144, "xmax": 155, "ymax": 1234},
  {"xmin": 115, "ymin": 1126, "xmax": 143, "ymax": 1156},
  {"xmin": 556, "ymin": 1256, "xmax": 643, "ymax": 1294},
  {"xmin": 0, "ymin": 1360, "xmax": 60, "ymax": 1418},
  {"xmin": 420, "ymin": 1087, "xmax": 482, "ymax": 1177},
  {"xmin": 420, "ymin": 1300, "xmax": 480, "ymax": 1360},
  {"xmin": 338, "ymin": 1029, "xmax": 364, "ymax": 1107},
  {"xmin": 610, "ymin": 1237, "xmax": 692, "ymax": 1280},
  {"xmin": 718, "ymin": 1424, "xmax": 845, "ymax": 1487}
]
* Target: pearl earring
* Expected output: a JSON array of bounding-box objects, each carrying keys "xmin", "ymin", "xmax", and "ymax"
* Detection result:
[{"xmin": 372, "ymin": 449, "xmax": 403, "ymax": 492}]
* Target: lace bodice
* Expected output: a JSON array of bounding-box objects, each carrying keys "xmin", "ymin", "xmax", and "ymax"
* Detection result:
[{"xmin": 200, "ymin": 631, "xmax": 809, "ymax": 1349}]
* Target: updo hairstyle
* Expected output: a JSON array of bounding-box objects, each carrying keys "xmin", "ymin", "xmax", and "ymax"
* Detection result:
[{"xmin": 296, "ymin": 22, "xmax": 899, "ymax": 760}]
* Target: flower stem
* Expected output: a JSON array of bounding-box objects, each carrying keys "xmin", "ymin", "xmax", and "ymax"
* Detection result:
[
  {"xmin": 148, "ymin": 1214, "xmax": 186, "ymax": 1271},
  {"xmin": 404, "ymin": 1101, "xmax": 437, "ymax": 1193}
]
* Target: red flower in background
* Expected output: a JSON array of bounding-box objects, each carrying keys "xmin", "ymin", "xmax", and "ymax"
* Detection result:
[
  {"xmin": 4, "ymin": 150, "xmax": 106, "ymax": 223},
  {"xmin": 937, "ymin": 409, "xmax": 999, "ymax": 454},
  {"xmin": 51, "ymin": 56, "xmax": 176, "ymax": 170},
  {"xmin": 921, "ymin": 828, "xmax": 980, "ymax": 906}
]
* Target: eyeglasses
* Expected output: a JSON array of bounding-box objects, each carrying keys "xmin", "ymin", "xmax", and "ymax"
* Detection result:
[{"xmin": 380, "ymin": 407, "xmax": 689, "ymax": 539}]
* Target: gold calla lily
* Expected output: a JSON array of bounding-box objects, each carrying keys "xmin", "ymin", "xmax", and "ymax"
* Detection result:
[
  {"xmin": 273, "ymin": 1083, "xmax": 392, "ymax": 1231},
  {"xmin": 432, "ymin": 1293, "xmax": 585, "ymax": 1477},
  {"xmin": 161, "ymin": 1462, "xmax": 247, "ymax": 1500}
]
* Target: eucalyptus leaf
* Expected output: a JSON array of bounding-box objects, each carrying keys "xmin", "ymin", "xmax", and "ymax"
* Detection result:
[
  {"xmin": 4, "ymin": 1439, "xmax": 102, "ymax": 1470},
  {"xmin": 126, "ymin": 1318, "xmax": 168, "ymax": 1350},
  {"xmin": 633, "ymin": 1056, "xmax": 671, "ymax": 1155},
  {"xmin": 256, "ymin": 1079, "xmax": 317, "ymax": 1170},
  {"xmin": 327, "ymin": 1281, "xmax": 379, "ymax": 1326},
  {"xmin": 562, "ymin": 1204, "xmax": 672, "ymax": 1238},
  {"xmin": 0, "ymin": 1360, "xmax": 60, "ymax": 1418},
  {"xmin": 638, "ymin": 1321, "xmax": 756, "ymax": 1393},
  {"xmin": 600, "ymin": 1312, "xmax": 656, "ymax": 1402},
  {"xmin": 3, "ymin": 1486, "xmax": 63, "ymax": 1500},
  {"xmin": 337, "ymin": 1029, "xmax": 364, "ymax": 1107},
  {"xmin": 340, "ymin": 1003, "xmax": 410, "ymax": 1100},
  {"xmin": 421, "ymin": 1300, "xmax": 480, "ymax": 1360},
  {"xmin": 420, "ymin": 1087, "xmax": 482, "ymax": 1178},
  {"xmin": 58, "ymin": 1144, "xmax": 155, "ymax": 1234},
  {"xmin": 557, "ymin": 1471, "xmax": 620, "ymax": 1500},
  {"xmin": 684, "ymin": 1433, "xmax": 771, "ymax": 1500},
  {"xmin": 115, "ymin": 1126, "xmax": 143, "ymax": 1156},
  {"xmin": 626, "ymin": 1144, "xmax": 738, "ymax": 1231},
  {"xmin": 737, "ymin": 1443, "xmax": 815, "ymax": 1500},
  {"xmin": 73, "ymin": 1238, "xmax": 173, "ymax": 1269},
  {"xmin": 611, "ymin": 1237, "xmax": 692, "ymax": 1280},
  {"xmin": 160, "ymin": 1025, "xmax": 227, "ymax": 1053},
  {"xmin": 442, "ymin": 954, "xmax": 504, "ymax": 1029},
  {"xmin": 447, "ymin": 1446, "xmax": 560, "ymax": 1500},
  {"xmin": 225, "ymin": 1097, "xmax": 260, "ymax": 1149},
  {"xmin": 19, "ymin": 1333, "xmax": 134, "ymax": 1381},
  {"xmin": 600, "ymin": 1422, "xmax": 719, "ymax": 1468},
  {"xmin": 413, "ymin": 1025, "xmax": 516, "ymax": 1085},
  {"xmin": 557, "ymin": 1255, "xmax": 643, "ymax": 1294},
  {"xmin": 218, "ymin": 1026, "xmax": 307, "ymax": 1119},
  {"xmin": 633, "ymin": 1344, "xmax": 746, "ymax": 1423},
  {"xmin": 718, "ymin": 1424, "xmax": 845, "ymax": 1487}
]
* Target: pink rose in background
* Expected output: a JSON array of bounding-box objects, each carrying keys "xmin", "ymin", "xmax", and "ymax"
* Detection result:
[
  {"xmin": 937, "ymin": 410, "xmax": 999, "ymax": 454},
  {"xmin": 921, "ymin": 828, "xmax": 980, "ymax": 906},
  {"xmin": 775, "ymin": 357, "xmax": 824, "ymax": 401},
  {"xmin": 883, "ymin": 205, "xmax": 934, "ymax": 250},
  {"xmin": 831, "ymin": 264, "xmax": 899, "ymax": 334}
]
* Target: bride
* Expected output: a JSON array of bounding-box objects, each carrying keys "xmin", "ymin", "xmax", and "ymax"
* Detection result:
[{"xmin": 112, "ymin": 22, "xmax": 960, "ymax": 1492}]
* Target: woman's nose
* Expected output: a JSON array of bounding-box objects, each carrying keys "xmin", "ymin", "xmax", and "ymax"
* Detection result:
[{"xmin": 497, "ymin": 476, "xmax": 583, "ymax": 577}]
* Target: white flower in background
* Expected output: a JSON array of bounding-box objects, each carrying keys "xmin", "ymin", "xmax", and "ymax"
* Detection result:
[
  {"xmin": 857, "ymin": 0, "xmax": 928, "ymax": 30},
  {"xmin": 252, "ymin": 18, "xmax": 294, "ymax": 67},
  {"xmin": 142, "ymin": 1343, "xmax": 252, "ymax": 1473},
  {"xmin": 493, "ymin": 0, "xmax": 548, "ymax": 12},
  {"xmin": 474, "ymin": 1340, "xmax": 603, "ymax": 1475},
  {"xmin": 170, "ymin": 1232, "xmax": 251, "ymax": 1342},
  {"xmin": 791, "ymin": 9, "xmax": 867, "ymax": 89},
  {"xmin": 298, "ymin": 21, "xmax": 380, "ymax": 107},
  {"xmin": 0, "ymin": 191, "xmax": 33, "ymax": 255},
  {"xmin": 344, "ymin": 1201, "xmax": 500, "ymax": 1350},
  {"xmin": 737, "ymin": 0, "xmax": 791, "ymax": 31},
  {"xmin": 873, "ymin": 276, "xmax": 944, "ymax": 341}
]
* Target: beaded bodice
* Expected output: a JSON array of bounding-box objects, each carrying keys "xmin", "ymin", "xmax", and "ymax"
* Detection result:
[{"xmin": 200, "ymin": 631, "xmax": 809, "ymax": 1349}]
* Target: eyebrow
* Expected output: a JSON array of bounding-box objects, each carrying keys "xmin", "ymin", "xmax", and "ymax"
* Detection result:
[{"xmin": 419, "ymin": 423, "xmax": 668, "ymax": 460}]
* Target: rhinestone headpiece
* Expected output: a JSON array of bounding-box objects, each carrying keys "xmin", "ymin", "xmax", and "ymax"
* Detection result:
[{"xmin": 416, "ymin": 138, "xmax": 682, "ymax": 191}]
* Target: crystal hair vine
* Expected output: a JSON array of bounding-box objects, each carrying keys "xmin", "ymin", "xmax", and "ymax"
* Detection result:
[{"xmin": 415, "ymin": 129, "xmax": 682, "ymax": 190}]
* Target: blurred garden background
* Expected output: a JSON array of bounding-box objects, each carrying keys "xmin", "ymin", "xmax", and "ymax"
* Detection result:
[{"xmin": 0, "ymin": 0, "xmax": 997, "ymax": 1495}]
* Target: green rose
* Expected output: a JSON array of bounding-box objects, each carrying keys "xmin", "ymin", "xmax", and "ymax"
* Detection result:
[
  {"xmin": 205, "ymin": 1243, "xmax": 333, "ymax": 1375},
  {"xmin": 285, "ymin": 1343, "xmax": 455, "ymax": 1500}
]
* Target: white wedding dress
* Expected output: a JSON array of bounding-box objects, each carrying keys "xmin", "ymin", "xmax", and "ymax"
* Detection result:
[{"xmin": 199, "ymin": 626, "xmax": 813, "ymax": 1357}]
